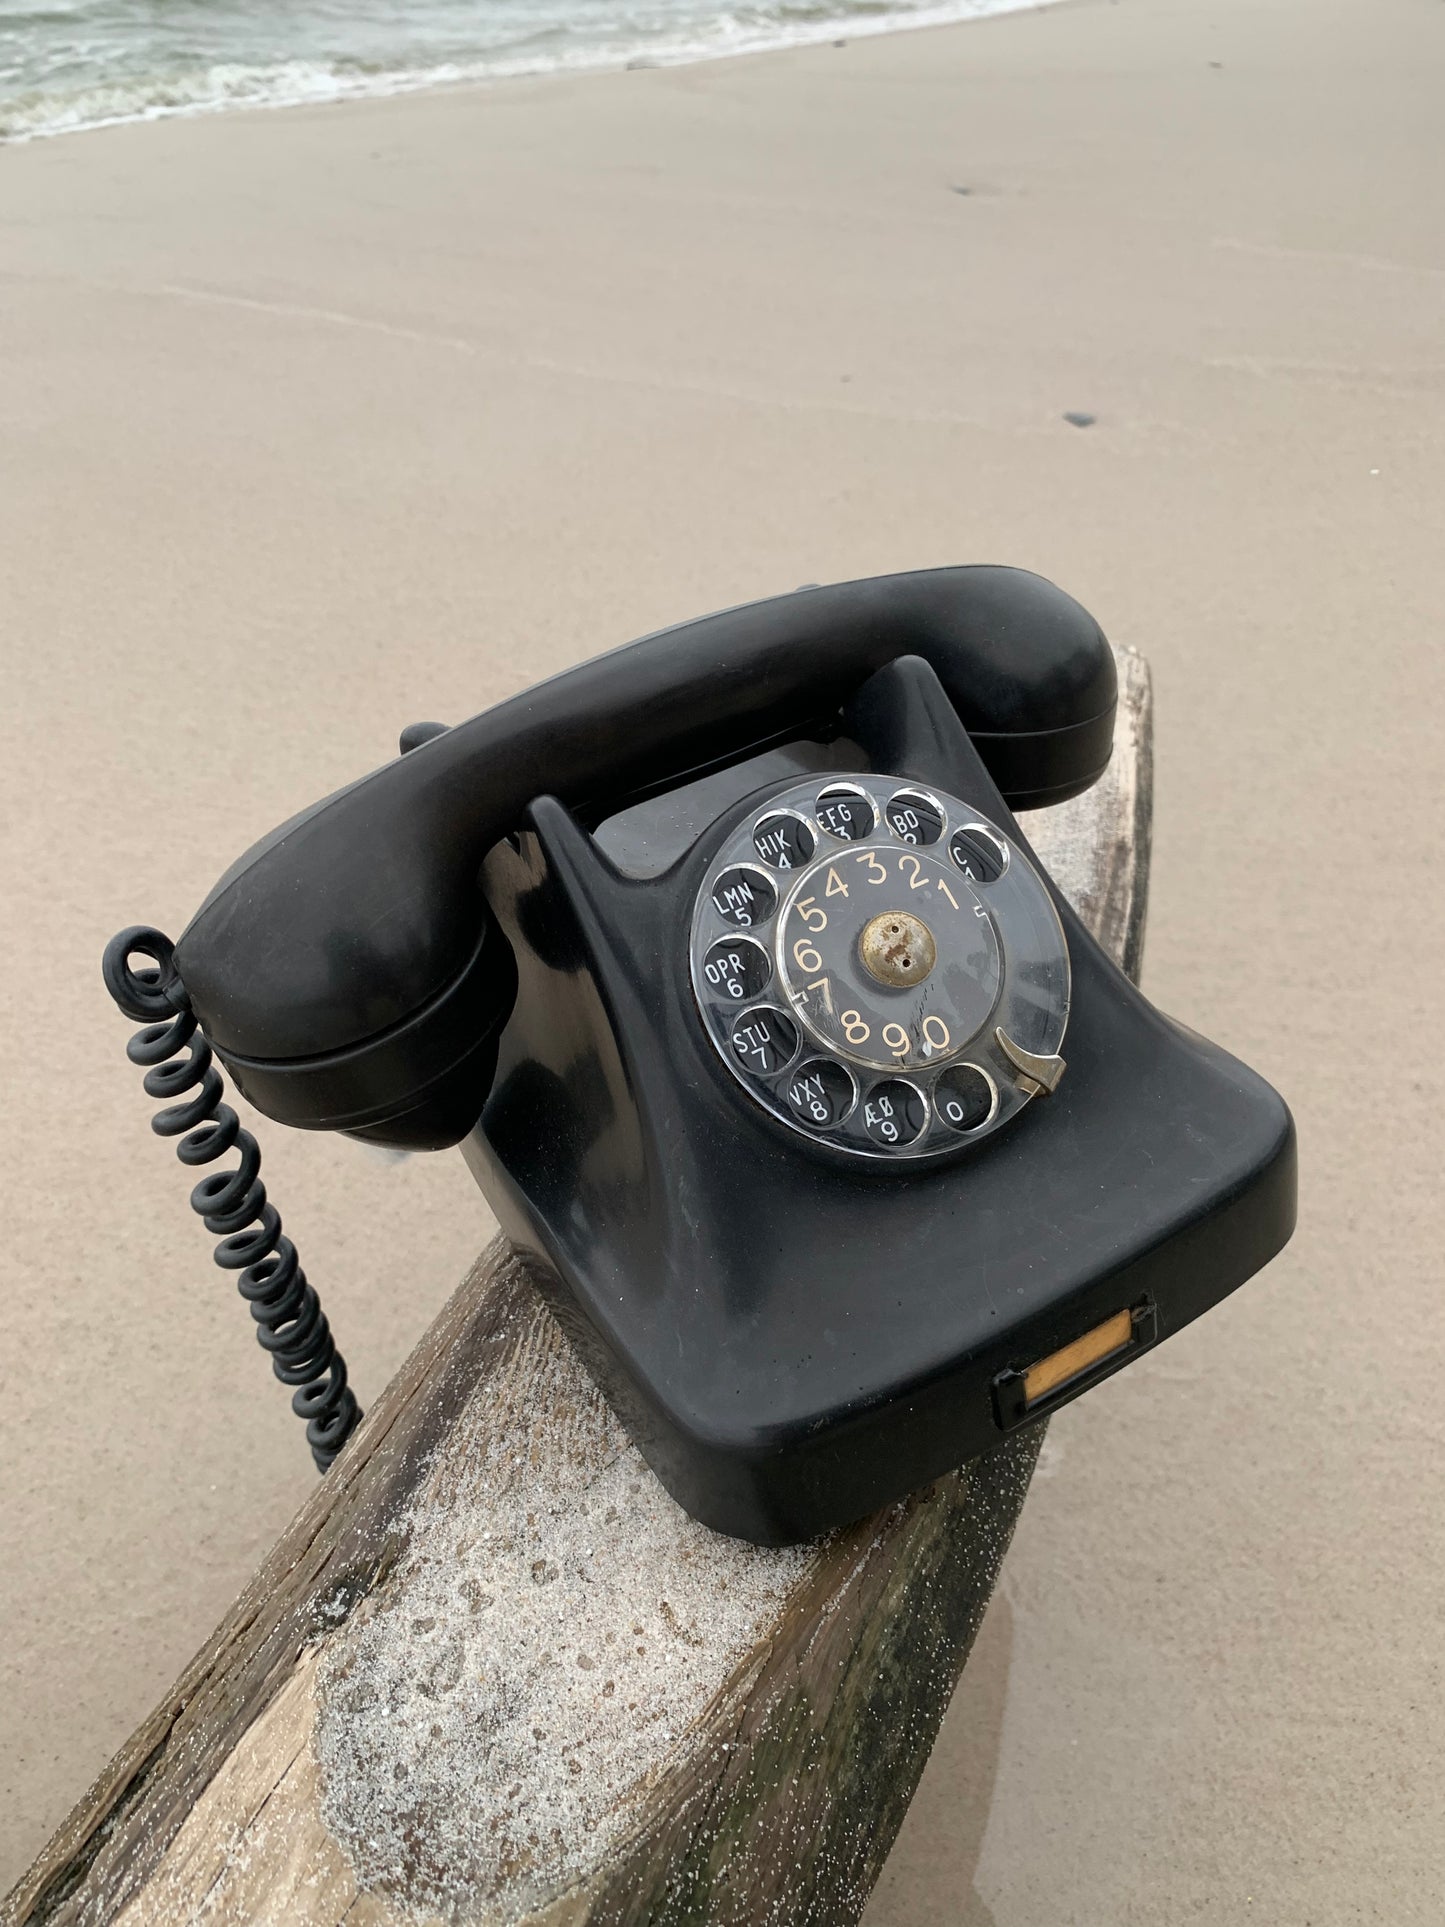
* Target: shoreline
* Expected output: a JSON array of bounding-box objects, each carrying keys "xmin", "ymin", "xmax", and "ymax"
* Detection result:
[{"xmin": 0, "ymin": 0, "xmax": 1063, "ymax": 147}]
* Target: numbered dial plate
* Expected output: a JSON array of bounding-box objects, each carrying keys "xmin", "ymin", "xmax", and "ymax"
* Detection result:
[
  {"xmin": 782, "ymin": 845, "xmax": 1001, "ymax": 1070},
  {"xmin": 689, "ymin": 774, "xmax": 1070, "ymax": 1161}
]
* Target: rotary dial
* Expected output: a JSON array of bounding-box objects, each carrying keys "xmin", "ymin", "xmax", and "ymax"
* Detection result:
[{"xmin": 689, "ymin": 773, "xmax": 1071, "ymax": 1162}]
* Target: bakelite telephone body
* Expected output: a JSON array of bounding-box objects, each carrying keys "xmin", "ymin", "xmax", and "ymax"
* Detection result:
[{"xmin": 107, "ymin": 568, "xmax": 1295, "ymax": 1542}]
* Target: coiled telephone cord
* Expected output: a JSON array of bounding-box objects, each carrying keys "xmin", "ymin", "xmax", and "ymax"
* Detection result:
[{"xmin": 101, "ymin": 926, "xmax": 363, "ymax": 1472}]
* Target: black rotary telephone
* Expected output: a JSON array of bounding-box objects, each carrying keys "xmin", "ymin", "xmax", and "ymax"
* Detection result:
[{"xmin": 104, "ymin": 567, "xmax": 1295, "ymax": 1543}]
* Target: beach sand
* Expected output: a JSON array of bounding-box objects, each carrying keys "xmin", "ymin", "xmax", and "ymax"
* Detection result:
[{"xmin": 2, "ymin": 0, "xmax": 1442, "ymax": 1914}]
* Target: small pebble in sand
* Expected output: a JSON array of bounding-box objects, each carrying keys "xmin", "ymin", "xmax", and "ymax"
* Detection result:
[{"xmin": 1063, "ymin": 411, "xmax": 1098, "ymax": 428}]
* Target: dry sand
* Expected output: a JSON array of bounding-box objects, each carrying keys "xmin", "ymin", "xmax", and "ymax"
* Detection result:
[{"xmin": 2, "ymin": 0, "xmax": 1442, "ymax": 1915}]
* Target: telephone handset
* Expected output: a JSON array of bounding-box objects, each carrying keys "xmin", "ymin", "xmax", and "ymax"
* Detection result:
[{"xmin": 104, "ymin": 567, "xmax": 1295, "ymax": 1540}]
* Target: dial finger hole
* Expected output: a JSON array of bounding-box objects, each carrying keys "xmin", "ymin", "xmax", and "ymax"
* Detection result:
[
  {"xmin": 784, "ymin": 1058, "xmax": 857, "ymax": 1129},
  {"xmin": 885, "ymin": 790, "xmax": 945, "ymax": 846},
  {"xmin": 701, "ymin": 936, "xmax": 772, "ymax": 1004},
  {"xmin": 935, "ymin": 1063, "xmax": 998, "ymax": 1133},
  {"xmin": 709, "ymin": 864, "xmax": 777, "ymax": 928},
  {"xmin": 949, "ymin": 825, "xmax": 1008, "ymax": 884},
  {"xmin": 860, "ymin": 1078, "xmax": 928, "ymax": 1147},
  {"xmin": 752, "ymin": 811, "xmax": 816, "ymax": 871},
  {"xmin": 728, "ymin": 1005, "xmax": 800, "ymax": 1077},
  {"xmin": 813, "ymin": 784, "xmax": 876, "ymax": 842}
]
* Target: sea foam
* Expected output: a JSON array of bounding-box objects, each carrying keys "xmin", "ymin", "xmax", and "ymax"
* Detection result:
[{"xmin": 0, "ymin": 0, "xmax": 1058, "ymax": 143}]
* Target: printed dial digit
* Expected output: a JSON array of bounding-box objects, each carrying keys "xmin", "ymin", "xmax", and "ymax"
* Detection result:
[
  {"xmin": 814, "ymin": 786, "xmax": 875, "ymax": 841},
  {"xmin": 701, "ymin": 937, "xmax": 772, "ymax": 1003},
  {"xmin": 920, "ymin": 1013, "xmax": 952, "ymax": 1058},
  {"xmin": 886, "ymin": 791, "xmax": 945, "ymax": 846},
  {"xmin": 784, "ymin": 1058, "xmax": 857, "ymax": 1129},
  {"xmin": 861, "ymin": 1080, "xmax": 927, "ymax": 1147},
  {"xmin": 729, "ymin": 1006, "xmax": 799, "ymax": 1076},
  {"xmin": 753, "ymin": 812, "xmax": 815, "ymax": 871},
  {"xmin": 935, "ymin": 1063, "xmax": 996, "ymax": 1132},
  {"xmin": 710, "ymin": 865, "xmax": 777, "ymax": 928},
  {"xmin": 950, "ymin": 826, "xmax": 1007, "ymax": 885}
]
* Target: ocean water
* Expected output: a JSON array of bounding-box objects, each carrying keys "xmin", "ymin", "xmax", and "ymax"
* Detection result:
[{"xmin": 0, "ymin": 0, "xmax": 1048, "ymax": 142}]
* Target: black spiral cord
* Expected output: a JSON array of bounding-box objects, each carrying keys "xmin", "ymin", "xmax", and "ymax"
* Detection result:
[{"xmin": 102, "ymin": 926, "xmax": 363, "ymax": 1472}]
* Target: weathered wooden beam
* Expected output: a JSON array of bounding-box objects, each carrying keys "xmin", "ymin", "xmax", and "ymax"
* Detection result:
[{"xmin": 4, "ymin": 648, "xmax": 1151, "ymax": 1927}]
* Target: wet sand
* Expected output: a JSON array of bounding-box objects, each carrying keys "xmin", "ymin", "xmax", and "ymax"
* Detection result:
[{"xmin": 2, "ymin": 0, "xmax": 1443, "ymax": 1915}]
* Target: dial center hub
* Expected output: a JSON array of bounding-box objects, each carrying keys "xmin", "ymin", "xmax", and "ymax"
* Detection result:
[{"xmin": 860, "ymin": 910, "xmax": 937, "ymax": 988}]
